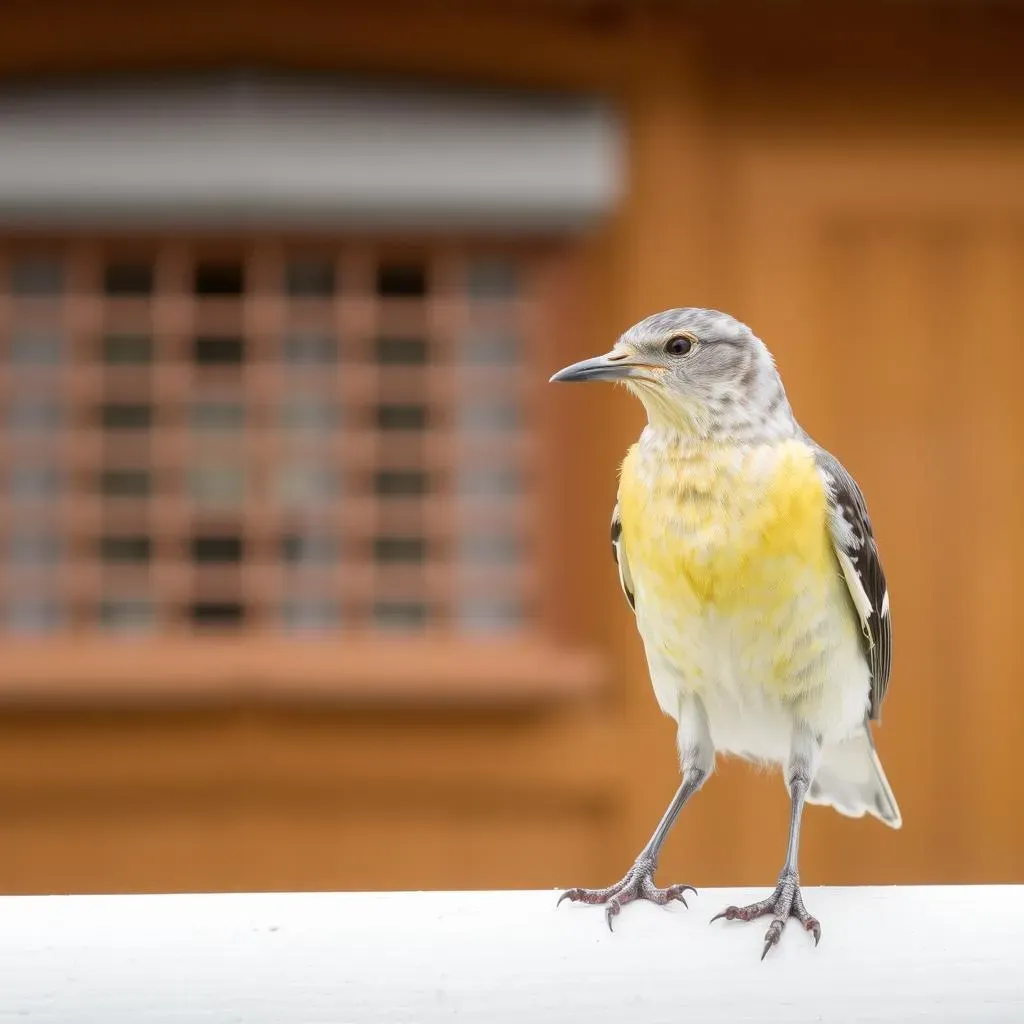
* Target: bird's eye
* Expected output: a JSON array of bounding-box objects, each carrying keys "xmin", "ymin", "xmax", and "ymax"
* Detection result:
[{"xmin": 665, "ymin": 335, "xmax": 693, "ymax": 356}]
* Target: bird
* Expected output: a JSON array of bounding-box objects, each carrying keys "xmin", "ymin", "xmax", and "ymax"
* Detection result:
[{"xmin": 549, "ymin": 307, "xmax": 900, "ymax": 959}]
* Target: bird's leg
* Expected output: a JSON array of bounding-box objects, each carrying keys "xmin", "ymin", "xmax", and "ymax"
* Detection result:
[
  {"xmin": 558, "ymin": 771, "xmax": 705, "ymax": 930},
  {"xmin": 712, "ymin": 724, "xmax": 822, "ymax": 959},
  {"xmin": 558, "ymin": 695, "xmax": 712, "ymax": 931}
]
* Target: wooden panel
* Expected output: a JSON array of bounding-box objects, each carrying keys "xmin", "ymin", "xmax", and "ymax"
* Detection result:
[
  {"xmin": 0, "ymin": 794, "xmax": 611, "ymax": 894},
  {"xmin": 0, "ymin": 705, "xmax": 618, "ymax": 893},
  {"xmin": 0, "ymin": 637, "xmax": 602, "ymax": 702},
  {"xmin": 1, "ymin": 1, "xmax": 1024, "ymax": 899},
  {"xmin": 240, "ymin": 801, "xmax": 611, "ymax": 893},
  {"xmin": 723, "ymin": 142, "xmax": 1024, "ymax": 885}
]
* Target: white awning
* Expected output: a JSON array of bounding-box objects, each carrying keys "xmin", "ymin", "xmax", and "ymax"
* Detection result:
[{"xmin": 0, "ymin": 74, "xmax": 624, "ymax": 231}]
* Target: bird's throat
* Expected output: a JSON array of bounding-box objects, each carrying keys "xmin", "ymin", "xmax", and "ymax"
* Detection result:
[{"xmin": 624, "ymin": 380, "xmax": 712, "ymax": 438}]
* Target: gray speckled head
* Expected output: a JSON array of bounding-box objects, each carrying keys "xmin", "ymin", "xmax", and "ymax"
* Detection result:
[{"xmin": 615, "ymin": 308, "xmax": 797, "ymax": 442}]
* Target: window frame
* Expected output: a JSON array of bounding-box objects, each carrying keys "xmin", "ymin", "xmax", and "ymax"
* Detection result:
[{"xmin": 0, "ymin": 233, "xmax": 605, "ymax": 703}]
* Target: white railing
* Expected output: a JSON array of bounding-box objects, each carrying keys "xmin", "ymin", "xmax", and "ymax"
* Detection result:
[{"xmin": 1, "ymin": 887, "xmax": 1018, "ymax": 1021}]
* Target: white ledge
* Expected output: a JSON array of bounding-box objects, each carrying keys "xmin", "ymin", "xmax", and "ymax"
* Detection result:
[{"xmin": 1, "ymin": 887, "xmax": 1019, "ymax": 1021}]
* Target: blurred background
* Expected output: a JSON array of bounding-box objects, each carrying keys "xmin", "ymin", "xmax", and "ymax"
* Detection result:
[{"xmin": 0, "ymin": 0, "xmax": 1022, "ymax": 897}]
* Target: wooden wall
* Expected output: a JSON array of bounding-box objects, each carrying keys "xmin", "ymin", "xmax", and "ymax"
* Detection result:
[{"xmin": 2, "ymin": 1, "xmax": 1024, "ymax": 895}]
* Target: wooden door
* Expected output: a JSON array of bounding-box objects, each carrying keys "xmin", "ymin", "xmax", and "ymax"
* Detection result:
[{"xmin": 710, "ymin": 139, "xmax": 1024, "ymax": 885}]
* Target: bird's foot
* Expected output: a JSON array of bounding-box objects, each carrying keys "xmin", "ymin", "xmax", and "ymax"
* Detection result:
[
  {"xmin": 557, "ymin": 856, "xmax": 696, "ymax": 931},
  {"xmin": 711, "ymin": 871, "xmax": 821, "ymax": 959}
]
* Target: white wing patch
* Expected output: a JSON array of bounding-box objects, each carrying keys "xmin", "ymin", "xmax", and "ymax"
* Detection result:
[{"xmin": 835, "ymin": 546, "xmax": 874, "ymax": 650}]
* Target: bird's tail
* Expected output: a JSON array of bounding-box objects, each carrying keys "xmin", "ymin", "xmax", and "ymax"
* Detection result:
[{"xmin": 807, "ymin": 726, "xmax": 902, "ymax": 829}]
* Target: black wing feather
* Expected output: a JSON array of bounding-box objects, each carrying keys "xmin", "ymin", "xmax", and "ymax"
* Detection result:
[
  {"xmin": 610, "ymin": 503, "xmax": 635, "ymax": 612},
  {"xmin": 812, "ymin": 443, "xmax": 892, "ymax": 720}
]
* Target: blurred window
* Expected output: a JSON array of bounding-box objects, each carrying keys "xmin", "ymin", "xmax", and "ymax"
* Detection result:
[
  {"xmin": 376, "ymin": 261, "xmax": 426, "ymax": 297},
  {"xmin": 194, "ymin": 261, "xmax": 244, "ymax": 296},
  {"xmin": 10, "ymin": 256, "xmax": 63, "ymax": 296},
  {"xmin": 103, "ymin": 333, "xmax": 153, "ymax": 364},
  {"xmin": 194, "ymin": 336, "xmax": 245, "ymax": 366},
  {"xmin": 286, "ymin": 257, "xmax": 335, "ymax": 298},
  {"xmin": 0, "ymin": 243, "xmax": 537, "ymax": 646},
  {"xmin": 104, "ymin": 261, "xmax": 154, "ymax": 297}
]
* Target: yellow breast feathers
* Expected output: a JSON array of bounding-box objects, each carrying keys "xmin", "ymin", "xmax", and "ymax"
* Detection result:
[{"xmin": 618, "ymin": 438, "xmax": 836, "ymax": 621}]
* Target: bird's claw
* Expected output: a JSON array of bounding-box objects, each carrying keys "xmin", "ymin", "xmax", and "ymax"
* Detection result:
[
  {"xmin": 605, "ymin": 898, "xmax": 621, "ymax": 931},
  {"xmin": 711, "ymin": 872, "xmax": 820, "ymax": 959},
  {"xmin": 557, "ymin": 859, "xmax": 696, "ymax": 932}
]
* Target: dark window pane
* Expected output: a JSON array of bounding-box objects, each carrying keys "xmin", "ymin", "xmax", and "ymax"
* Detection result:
[
  {"xmin": 375, "ymin": 337, "xmax": 428, "ymax": 365},
  {"xmin": 191, "ymin": 536, "xmax": 243, "ymax": 563},
  {"xmin": 459, "ymin": 467, "xmax": 521, "ymax": 496},
  {"xmin": 99, "ymin": 536, "xmax": 152, "ymax": 563},
  {"xmin": 99, "ymin": 469, "xmax": 151, "ymax": 497},
  {"xmin": 376, "ymin": 404, "xmax": 428, "ymax": 431},
  {"xmin": 100, "ymin": 403, "xmax": 152, "ymax": 429},
  {"xmin": 283, "ymin": 331, "xmax": 336, "ymax": 366},
  {"xmin": 459, "ymin": 534, "xmax": 521, "ymax": 565},
  {"xmin": 99, "ymin": 599, "xmax": 154, "ymax": 631},
  {"xmin": 467, "ymin": 259, "xmax": 518, "ymax": 299},
  {"xmin": 373, "ymin": 537, "xmax": 427, "ymax": 563},
  {"xmin": 376, "ymin": 263, "xmax": 426, "ymax": 298},
  {"xmin": 190, "ymin": 601, "xmax": 245, "ymax": 627},
  {"xmin": 280, "ymin": 398, "xmax": 338, "ymax": 431},
  {"xmin": 8, "ymin": 598, "xmax": 62, "ymax": 633},
  {"xmin": 104, "ymin": 262, "xmax": 154, "ymax": 296},
  {"xmin": 286, "ymin": 259, "xmax": 335, "ymax": 297},
  {"xmin": 277, "ymin": 465, "xmax": 337, "ymax": 505},
  {"xmin": 375, "ymin": 470, "xmax": 429, "ymax": 497},
  {"xmin": 189, "ymin": 401, "xmax": 245, "ymax": 431},
  {"xmin": 194, "ymin": 336, "xmax": 244, "ymax": 366},
  {"xmin": 8, "ymin": 400, "xmax": 61, "ymax": 433},
  {"xmin": 103, "ymin": 333, "xmax": 153, "ymax": 364},
  {"xmin": 281, "ymin": 600, "xmax": 340, "ymax": 631},
  {"xmin": 9, "ymin": 465, "xmax": 60, "ymax": 500},
  {"xmin": 11, "ymin": 257, "xmax": 63, "ymax": 296},
  {"xmin": 194, "ymin": 262, "xmax": 244, "ymax": 296},
  {"xmin": 459, "ymin": 402, "xmax": 519, "ymax": 432},
  {"xmin": 372, "ymin": 601, "xmax": 428, "ymax": 629},
  {"xmin": 281, "ymin": 533, "xmax": 338, "ymax": 565},
  {"xmin": 458, "ymin": 598, "xmax": 523, "ymax": 633},
  {"xmin": 10, "ymin": 329, "xmax": 63, "ymax": 366},
  {"xmin": 188, "ymin": 466, "xmax": 245, "ymax": 506},
  {"xmin": 462, "ymin": 330, "xmax": 521, "ymax": 366},
  {"xmin": 9, "ymin": 533, "xmax": 61, "ymax": 567}
]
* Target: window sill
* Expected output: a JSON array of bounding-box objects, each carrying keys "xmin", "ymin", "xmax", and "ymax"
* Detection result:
[{"xmin": 0, "ymin": 635, "xmax": 606, "ymax": 707}]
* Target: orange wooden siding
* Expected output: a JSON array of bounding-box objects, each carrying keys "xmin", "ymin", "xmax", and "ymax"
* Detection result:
[{"xmin": 0, "ymin": 2, "xmax": 1022, "ymax": 896}]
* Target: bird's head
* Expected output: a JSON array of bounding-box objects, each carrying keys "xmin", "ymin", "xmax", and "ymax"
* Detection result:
[{"xmin": 549, "ymin": 307, "xmax": 794, "ymax": 441}]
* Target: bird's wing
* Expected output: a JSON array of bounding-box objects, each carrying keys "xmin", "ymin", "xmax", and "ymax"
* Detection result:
[
  {"xmin": 812, "ymin": 443, "xmax": 892, "ymax": 721},
  {"xmin": 610, "ymin": 501, "xmax": 635, "ymax": 612}
]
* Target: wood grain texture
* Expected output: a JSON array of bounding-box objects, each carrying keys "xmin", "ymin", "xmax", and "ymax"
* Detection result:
[
  {"xmin": 0, "ymin": 637, "xmax": 604, "ymax": 702},
  {"xmin": 722, "ymin": 137, "xmax": 1024, "ymax": 887},
  {"xmin": 1, "ymin": 1, "xmax": 1024, "ymax": 898}
]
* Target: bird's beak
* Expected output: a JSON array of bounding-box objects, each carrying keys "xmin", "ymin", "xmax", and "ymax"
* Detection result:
[{"xmin": 549, "ymin": 349, "xmax": 655, "ymax": 384}]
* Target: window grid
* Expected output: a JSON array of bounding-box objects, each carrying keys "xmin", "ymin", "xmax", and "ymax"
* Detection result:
[{"xmin": 0, "ymin": 241, "xmax": 536, "ymax": 637}]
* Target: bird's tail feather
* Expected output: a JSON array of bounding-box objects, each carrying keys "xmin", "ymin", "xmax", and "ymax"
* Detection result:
[{"xmin": 808, "ymin": 727, "xmax": 902, "ymax": 829}]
